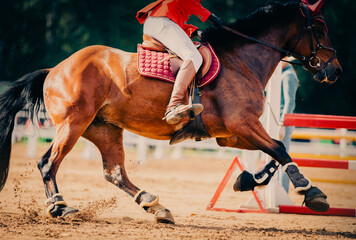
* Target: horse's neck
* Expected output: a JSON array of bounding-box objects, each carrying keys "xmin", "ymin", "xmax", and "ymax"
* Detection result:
[{"xmin": 222, "ymin": 25, "xmax": 291, "ymax": 89}]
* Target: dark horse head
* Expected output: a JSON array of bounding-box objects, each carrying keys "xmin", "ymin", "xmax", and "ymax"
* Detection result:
[
  {"xmin": 203, "ymin": 0, "xmax": 342, "ymax": 84},
  {"xmin": 290, "ymin": 0, "xmax": 342, "ymax": 83}
]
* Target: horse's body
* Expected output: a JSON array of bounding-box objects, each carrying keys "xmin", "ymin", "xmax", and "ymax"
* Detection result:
[
  {"xmin": 0, "ymin": 2, "xmax": 342, "ymax": 223},
  {"xmin": 45, "ymin": 43, "xmax": 265, "ymax": 141}
]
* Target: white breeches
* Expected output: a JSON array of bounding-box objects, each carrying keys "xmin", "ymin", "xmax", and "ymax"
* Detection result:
[{"xmin": 143, "ymin": 16, "xmax": 203, "ymax": 72}]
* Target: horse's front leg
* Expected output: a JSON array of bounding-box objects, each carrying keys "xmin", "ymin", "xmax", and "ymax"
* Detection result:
[
  {"xmin": 217, "ymin": 137, "xmax": 284, "ymax": 191},
  {"xmin": 82, "ymin": 121, "xmax": 174, "ymax": 224},
  {"xmin": 217, "ymin": 118, "xmax": 329, "ymax": 212},
  {"xmin": 216, "ymin": 136, "xmax": 281, "ymax": 191}
]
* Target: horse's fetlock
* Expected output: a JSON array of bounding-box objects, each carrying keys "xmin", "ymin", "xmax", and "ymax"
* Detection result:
[
  {"xmin": 133, "ymin": 190, "xmax": 159, "ymax": 209},
  {"xmin": 252, "ymin": 160, "xmax": 279, "ymax": 186},
  {"xmin": 45, "ymin": 193, "xmax": 65, "ymax": 206}
]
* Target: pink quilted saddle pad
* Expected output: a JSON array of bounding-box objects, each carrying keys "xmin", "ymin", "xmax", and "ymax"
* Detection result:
[{"xmin": 137, "ymin": 42, "xmax": 221, "ymax": 87}]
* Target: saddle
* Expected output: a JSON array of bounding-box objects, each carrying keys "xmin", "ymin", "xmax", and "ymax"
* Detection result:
[
  {"xmin": 138, "ymin": 34, "xmax": 220, "ymax": 87},
  {"xmin": 138, "ymin": 35, "xmax": 220, "ymax": 144}
]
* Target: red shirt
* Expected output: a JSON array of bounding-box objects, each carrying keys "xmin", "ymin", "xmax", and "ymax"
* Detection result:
[{"xmin": 136, "ymin": 0, "xmax": 211, "ymax": 37}]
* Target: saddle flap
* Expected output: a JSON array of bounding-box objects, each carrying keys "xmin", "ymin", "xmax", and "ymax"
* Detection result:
[{"xmin": 197, "ymin": 46, "xmax": 212, "ymax": 79}]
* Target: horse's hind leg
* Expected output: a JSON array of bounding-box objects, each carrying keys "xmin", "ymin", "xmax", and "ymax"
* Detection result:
[
  {"xmin": 219, "ymin": 118, "xmax": 329, "ymax": 212},
  {"xmin": 82, "ymin": 120, "xmax": 175, "ymax": 224},
  {"xmin": 37, "ymin": 123, "xmax": 89, "ymax": 217}
]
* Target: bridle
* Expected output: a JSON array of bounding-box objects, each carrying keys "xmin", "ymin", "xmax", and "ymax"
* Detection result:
[
  {"xmin": 221, "ymin": 3, "xmax": 337, "ymax": 80},
  {"xmin": 293, "ymin": 4, "xmax": 337, "ymax": 70}
]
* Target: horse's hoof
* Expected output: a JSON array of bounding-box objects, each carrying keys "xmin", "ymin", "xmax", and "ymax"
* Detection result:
[
  {"xmin": 155, "ymin": 209, "xmax": 175, "ymax": 224},
  {"xmin": 49, "ymin": 204, "xmax": 79, "ymax": 218},
  {"xmin": 61, "ymin": 206, "xmax": 79, "ymax": 217},
  {"xmin": 304, "ymin": 187, "xmax": 330, "ymax": 212},
  {"xmin": 233, "ymin": 170, "xmax": 255, "ymax": 192}
]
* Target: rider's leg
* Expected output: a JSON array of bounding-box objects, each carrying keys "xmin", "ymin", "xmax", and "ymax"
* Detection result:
[
  {"xmin": 164, "ymin": 59, "xmax": 203, "ymax": 124},
  {"xmin": 144, "ymin": 17, "xmax": 203, "ymax": 124}
]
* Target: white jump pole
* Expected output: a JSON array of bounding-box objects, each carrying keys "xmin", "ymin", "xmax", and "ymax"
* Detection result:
[{"xmin": 264, "ymin": 63, "xmax": 282, "ymax": 210}]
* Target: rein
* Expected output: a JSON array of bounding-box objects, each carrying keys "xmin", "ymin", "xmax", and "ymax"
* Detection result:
[
  {"xmin": 221, "ymin": 26, "xmax": 303, "ymax": 66},
  {"xmin": 220, "ymin": 4, "xmax": 337, "ymax": 69}
]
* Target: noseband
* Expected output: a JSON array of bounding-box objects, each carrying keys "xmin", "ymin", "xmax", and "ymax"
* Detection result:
[{"xmin": 221, "ymin": 4, "xmax": 337, "ymax": 81}]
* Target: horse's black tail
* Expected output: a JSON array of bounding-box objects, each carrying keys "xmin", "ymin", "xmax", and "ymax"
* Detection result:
[{"xmin": 0, "ymin": 69, "xmax": 50, "ymax": 192}]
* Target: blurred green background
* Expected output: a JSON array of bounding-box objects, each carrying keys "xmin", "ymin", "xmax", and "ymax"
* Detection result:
[{"xmin": 0, "ymin": 0, "xmax": 355, "ymax": 116}]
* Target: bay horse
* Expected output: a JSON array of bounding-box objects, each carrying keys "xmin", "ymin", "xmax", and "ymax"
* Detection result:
[{"xmin": 0, "ymin": 1, "xmax": 342, "ymax": 224}]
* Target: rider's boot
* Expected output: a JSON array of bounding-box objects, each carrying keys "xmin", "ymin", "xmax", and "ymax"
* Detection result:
[{"xmin": 164, "ymin": 59, "xmax": 203, "ymax": 125}]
